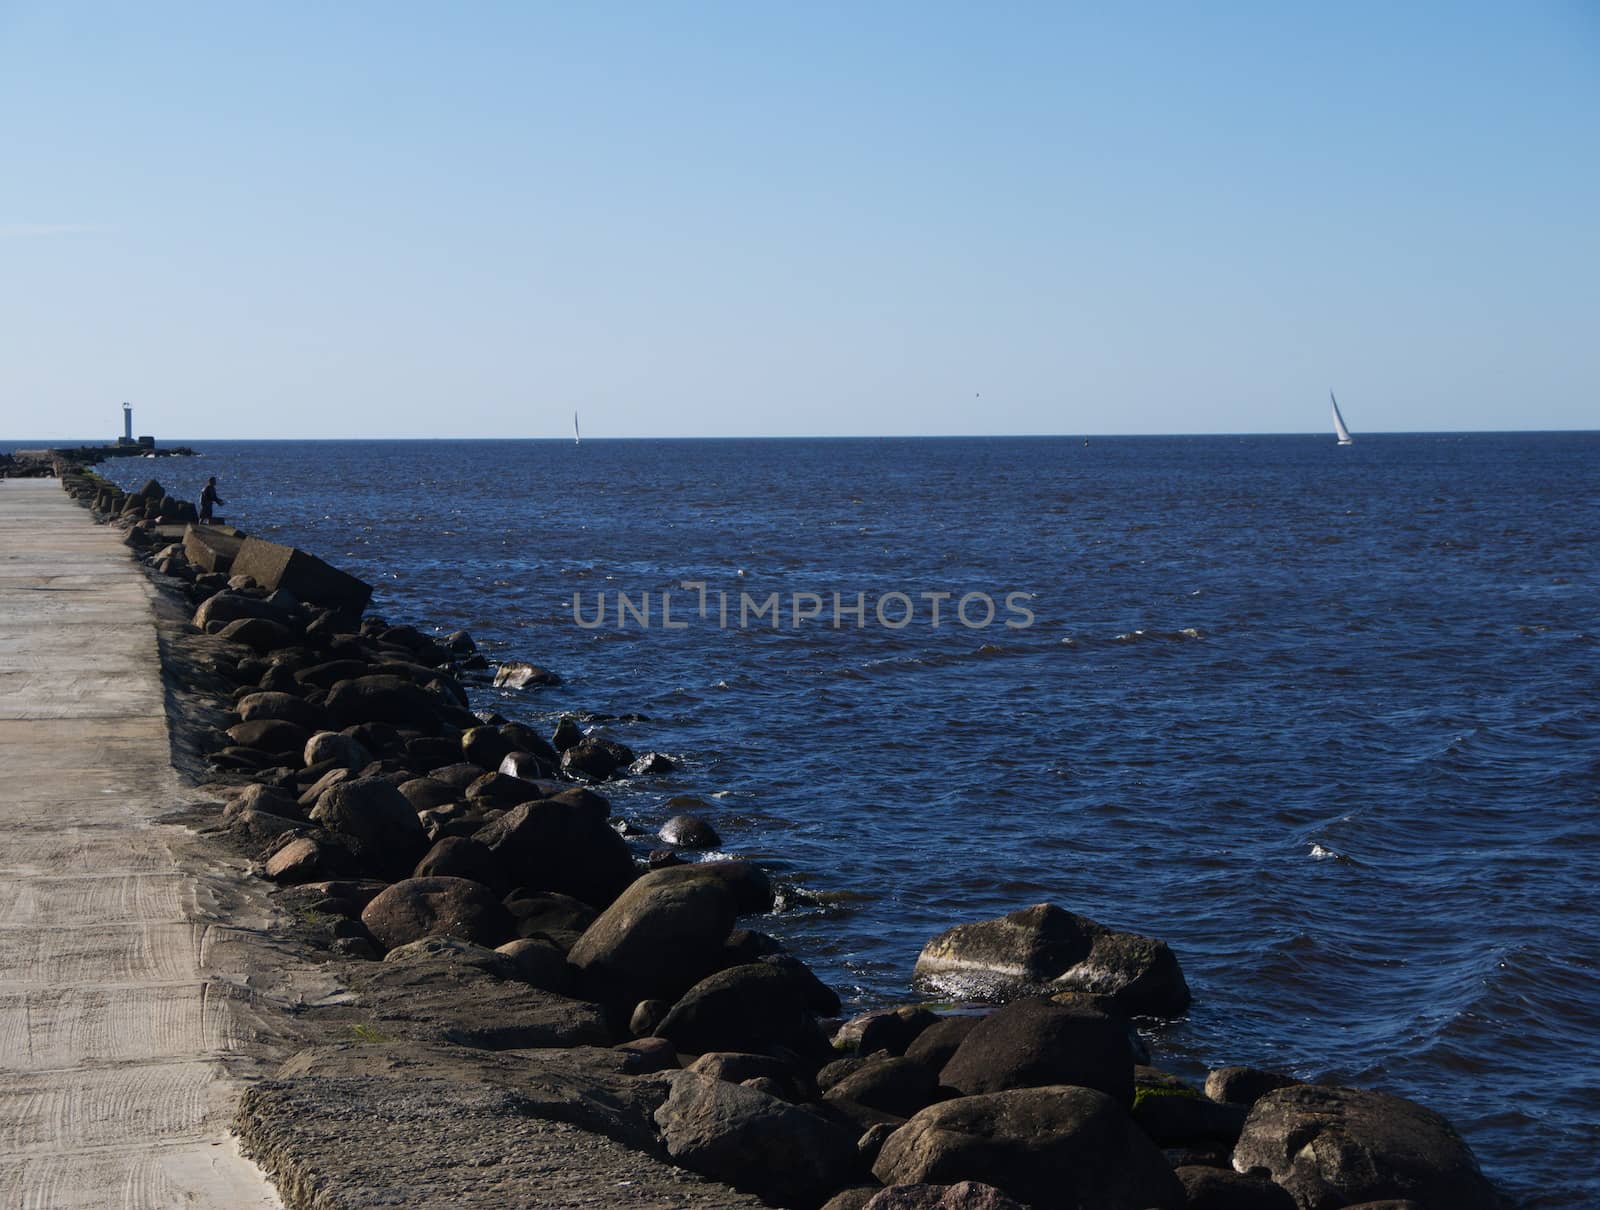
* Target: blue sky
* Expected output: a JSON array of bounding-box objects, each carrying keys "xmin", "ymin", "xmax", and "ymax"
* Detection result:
[{"xmin": 1, "ymin": 2, "xmax": 1595, "ymax": 439}]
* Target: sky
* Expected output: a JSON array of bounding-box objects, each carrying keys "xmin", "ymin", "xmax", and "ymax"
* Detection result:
[{"xmin": 1, "ymin": 2, "xmax": 1595, "ymax": 440}]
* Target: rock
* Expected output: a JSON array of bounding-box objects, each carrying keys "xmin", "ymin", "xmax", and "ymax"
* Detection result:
[
  {"xmin": 1232, "ymin": 1085, "xmax": 1507, "ymax": 1210},
  {"xmin": 230, "ymin": 537, "xmax": 372, "ymax": 614},
  {"xmin": 631, "ymin": 999, "xmax": 671, "ymax": 1037},
  {"xmin": 648, "ymin": 860, "xmax": 775, "ymax": 915},
  {"xmin": 654, "ymin": 1071, "xmax": 861, "ymax": 1208},
  {"xmin": 230, "ymin": 807, "xmax": 314, "ymax": 844},
  {"xmin": 654, "ymin": 963, "xmax": 819, "ymax": 1057},
  {"xmin": 295, "ymin": 658, "xmax": 371, "ymax": 690},
  {"xmin": 862, "ymin": 1182, "xmax": 1029, "ymax": 1210},
  {"xmin": 461, "ymin": 725, "xmax": 514, "ymax": 770},
  {"xmin": 629, "ymin": 751, "xmax": 677, "ymax": 775},
  {"xmin": 903, "ymin": 1016, "xmax": 983, "ymax": 1071},
  {"xmin": 762, "ymin": 952, "xmax": 842, "ymax": 1017},
  {"xmin": 551, "ymin": 716, "xmax": 585, "ymax": 751},
  {"xmin": 225, "ymin": 718, "xmax": 312, "ymax": 757},
  {"xmin": 474, "ymin": 798, "xmax": 637, "ymax": 909},
  {"xmin": 1174, "ymin": 1166, "xmax": 1297, "ymax": 1210},
  {"xmin": 497, "ymin": 750, "xmax": 555, "ymax": 781},
  {"xmin": 493, "ymin": 937, "xmax": 570, "ymax": 991},
  {"xmin": 309, "ymin": 775, "xmax": 431, "ymax": 881},
  {"xmin": 464, "ymin": 771, "xmax": 545, "ymax": 808},
  {"xmin": 442, "ymin": 629, "xmax": 476, "ymax": 654},
  {"xmin": 413, "ymin": 835, "xmax": 503, "ymax": 886},
  {"xmin": 1205, "ymin": 1065, "xmax": 1301, "ymax": 1107},
  {"xmin": 660, "ymin": 814, "xmax": 722, "ymax": 849},
  {"xmin": 381, "ymin": 934, "xmax": 514, "ymax": 974},
  {"xmin": 396, "ymin": 776, "xmax": 457, "ymax": 813},
  {"xmin": 223, "ymin": 782, "xmax": 302, "ymax": 822},
  {"xmin": 324, "ymin": 674, "xmax": 443, "ymax": 729},
  {"xmin": 839, "ymin": 1006, "xmax": 942, "ymax": 1058},
  {"xmin": 303, "ymin": 730, "xmax": 372, "ymax": 772},
  {"xmin": 938, "ymin": 996, "xmax": 1134, "ymax": 1105},
  {"xmin": 1132, "ymin": 1082, "xmax": 1248, "ymax": 1146},
  {"xmin": 913, "ymin": 903, "xmax": 1190, "ymax": 1018},
  {"xmin": 826, "ymin": 1057, "xmax": 940, "ymax": 1119},
  {"xmin": 264, "ymin": 836, "xmax": 339, "ymax": 883},
  {"xmin": 236, "ymin": 691, "xmax": 326, "ymax": 729},
  {"xmin": 217, "ymin": 616, "xmax": 297, "ymax": 652},
  {"xmin": 493, "ymin": 661, "xmax": 561, "ymax": 689},
  {"xmin": 689, "ymin": 1052, "xmax": 809, "ymax": 1100},
  {"xmin": 613, "ymin": 1035, "xmax": 679, "ymax": 1074},
  {"xmin": 873, "ymin": 1085, "xmax": 1183, "ymax": 1210},
  {"xmin": 193, "ymin": 590, "xmax": 283, "ymax": 630},
  {"xmin": 822, "ymin": 1191, "xmax": 880, "ymax": 1210},
  {"xmin": 567, "ymin": 868, "xmax": 737, "ymax": 1007},
  {"xmin": 560, "ymin": 736, "xmax": 636, "ymax": 782},
  {"xmin": 505, "ymin": 891, "xmax": 598, "ymax": 939},
  {"xmin": 359, "ymin": 876, "xmax": 514, "ymax": 952}
]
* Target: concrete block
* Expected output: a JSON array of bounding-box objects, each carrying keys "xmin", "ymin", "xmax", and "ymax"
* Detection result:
[
  {"xmin": 183, "ymin": 525, "xmax": 245, "ymax": 573},
  {"xmin": 232, "ymin": 537, "xmax": 372, "ymax": 614}
]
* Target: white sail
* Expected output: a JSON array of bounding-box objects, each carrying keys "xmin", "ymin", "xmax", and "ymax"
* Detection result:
[
  {"xmin": 574, "ymin": 410, "xmax": 581, "ymax": 445},
  {"xmin": 1330, "ymin": 390, "xmax": 1353, "ymax": 445}
]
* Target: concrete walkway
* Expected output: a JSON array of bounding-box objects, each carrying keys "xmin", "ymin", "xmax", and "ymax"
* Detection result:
[{"xmin": 0, "ymin": 479, "xmax": 280, "ymax": 1208}]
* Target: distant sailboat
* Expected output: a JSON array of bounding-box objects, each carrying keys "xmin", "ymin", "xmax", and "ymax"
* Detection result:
[
  {"xmin": 1330, "ymin": 390, "xmax": 1354, "ymax": 445},
  {"xmin": 573, "ymin": 410, "xmax": 581, "ymax": 446}
]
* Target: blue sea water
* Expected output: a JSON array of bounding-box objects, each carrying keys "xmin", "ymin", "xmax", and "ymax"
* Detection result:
[{"xmin": 88, "ymin": 433, "xmax": 1597, "ymax": 1206}]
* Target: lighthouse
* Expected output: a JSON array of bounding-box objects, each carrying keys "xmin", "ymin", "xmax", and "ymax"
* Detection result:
[{"xmin": 121, "ymin": 403, "xmax": 134, "ymax": 445}]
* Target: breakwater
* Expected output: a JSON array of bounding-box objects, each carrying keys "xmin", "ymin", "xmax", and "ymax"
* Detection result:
[{"xmin": 56, "ymin": 461, "xmax": 1516, "ymax": 1210}]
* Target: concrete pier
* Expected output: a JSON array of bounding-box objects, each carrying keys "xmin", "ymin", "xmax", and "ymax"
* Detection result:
[{"xmin": 0, "ymin": 479, "xmax": 279, "ymax": 1208}]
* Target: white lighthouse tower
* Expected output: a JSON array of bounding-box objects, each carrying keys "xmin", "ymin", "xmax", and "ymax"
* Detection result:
[{"xmin": 120, "ymin": 403, "xmax": 134, "ymax": 445}]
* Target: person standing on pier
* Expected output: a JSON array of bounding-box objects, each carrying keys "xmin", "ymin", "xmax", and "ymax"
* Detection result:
[{"xmin": 199, "ymin": 476, "xmax": 225, "ymax": 523}]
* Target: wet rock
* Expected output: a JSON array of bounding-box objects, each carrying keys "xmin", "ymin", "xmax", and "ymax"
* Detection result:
[
  {"xmin": 654, "ymin": 1071, "xmax": 861, "ymax": 1208},
  {"xmin": 654, "ymin": 963, "xmax": 819, "ymax": 1057},
  {"xmin": 560, "ymin": 736, "xmax": 637, "ymax": 782},
  {"xmin": 1132, "ymin": 1080, "xmax": 1248, "ymax": 1146},
  {"xmin": 442, "ymin": 629, "xmax": 476, "ymax": 654},
  {"xmin": 630, "ymin": 751, "xmax": 677, "ymax": 775},
  {"xmin": 567, "ymin": 868, "xmax": 738, "ymax": 1007},
  {"xmin": 913, "ymin": 903, "xmax": 1190, "ymax": 1017},
  {"xmin": 226, "ymin": 718, "xmax": 312, "ymax": 756},
  {"xmin": 660, "ymin": 814, "xmax": 722, "ymax": 849},
  {"xmin": 551, "ymin": 715, "xmax": 585, "ymax": 751},
  {"xmin": 647, "ymin": 859, "xmax": 775, "ymax": 915},
  {"xmin": 1174, "ymin": 1166, "xmax": 1297, "ymax": 1210},
  {"xmin": 499, "ymin": 749, "xmax": 555, "ymax": 781},
  {"xmin": 360, "ymin": 876, "xmax": 514, "ymax": 952},
  {"xmin": 309, "ymin": 775, "xmax": 431, "ymax": 881},
  {"xmin": 938, "ymin": 996, "xmax": 1134, "ymax": 1105},
  {"xmin": 474, "ymin": 798, "xmax": 637, "ymax": 909},
  {"xmin": 1205, "ymin": 1065, "xmax": 1301, "ymax": 1107},
  {"xmin": 825, "ymin": 1057, "xmax": 940, "ymax": 1119},
  {"xmin": 873, "ymin": 1085, "xmax": 1184, "ymax": 1210},
  {"xmin": 493, "ymin": 661, "xmax": 561, "ymax": 689},
  {"xmin": 1232, "ymin": 1085, "xmax": 1507, "ymax": 1210}
]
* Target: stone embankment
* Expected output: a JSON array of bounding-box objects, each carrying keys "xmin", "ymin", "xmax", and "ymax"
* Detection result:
[{"xmin": 52, "ymin": 464, "xmax": 1511, "ymax": 1210}]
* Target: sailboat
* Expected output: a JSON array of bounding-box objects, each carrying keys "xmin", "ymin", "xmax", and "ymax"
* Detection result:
[
  {"xmin": 573, "ymin": 410, "xmax": 581, "ymax": 446},
  {"xmin": 1330, "ymin": 390, "xmax": 1354, "ymax": 445}
]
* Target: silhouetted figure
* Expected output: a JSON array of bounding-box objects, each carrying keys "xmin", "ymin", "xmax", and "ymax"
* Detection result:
[{"xmin": 199, "ymin": 476, "xmax": 225, "ymax": 523}]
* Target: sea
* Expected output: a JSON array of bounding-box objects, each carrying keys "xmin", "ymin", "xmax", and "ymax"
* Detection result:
[{"xmin": 76, "ymin": 433, "xmax": 1599, "ymax": 1206}]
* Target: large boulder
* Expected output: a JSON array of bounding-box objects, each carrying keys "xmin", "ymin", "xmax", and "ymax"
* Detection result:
[
  {"xmin": 360, "ymin": 877, "xmax": 513, "ymax": 952},
  {"xmin": 825, "ymin": 1056, "xmax": 940, "ymax": 1119},
  {"xmin": 303, "ymin": 730, "xmax": 371, "ymax": 772},
  {"xmin": 559, "ymin": 736, "xmax": 636, "ymax": 782},
  {"xmin": 324, "ymin": 674, "xmax": 443, "ymax": 728},
  {"xmin": 1174, "ymin": 1166, "xmax": 1296, "ymax": 1210},
  {"xmin": 493, "ymin": 661, "xmax": 561, "ymax": 689},
  {"xmin": 646, "ymin": 860, "xmax": 775, "ymax": 915},
  {"xmin": 654, "ymin": 1071, "xmax": 860, "ymax": 1208},
  {"xmin": 1232, "ymin": 1085, "xmax": 1507, "ymax": 1210},
  {"xmin": 567, "ymin": 868, "xmax": 736, "ymax": 1007},
  {"xmin": 913, "ymin": 903, "xmax": 1190, "ymax": 1017},
  {"xmin": 217, "ymin": 616, "xmax": 297, "ymax": 652},
  {"xmin": 653, "ymin": 963, "xmax": 819, "ymax": 1057},
  {"xmin": 235, "ymin": 691, "xmax": 326, "ymax": 729},
  {"xmin": 225, "ymin": 718, "xmax": 312, "ymax": 756},
  {"xmin": 938, "ymin": 997, "xmax": 1134, "ymax": 1105},
  {"xmin": 473, "ymin": 798, "xmax": 636, "ymax": 909},
  {"xmin": 413, "ymin": 836, "xmax": 505, "ymax": 888},
  {"xmin": 872, "ymin": 1085, "xmax": 1183, "ymax": 1210},
  {"xmin": 1205, "ymin": 1065, "xmax": 1300, "ymax": 1107},
  {"xmin": 193, "ymin": 590, "xmax": 284, "ymax": 630},
  {"xmin": 309, "ymin": 775, "xmax": 430, "ymax": 880},
  {"xmin": 862, "ymin": 1184, "xmax": 1028, "ymax": 1210}
]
